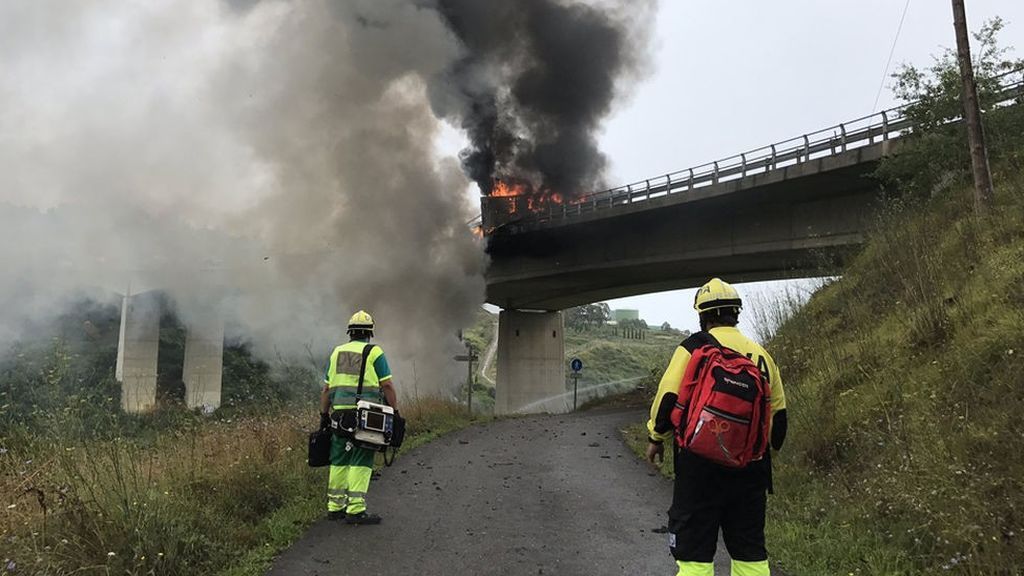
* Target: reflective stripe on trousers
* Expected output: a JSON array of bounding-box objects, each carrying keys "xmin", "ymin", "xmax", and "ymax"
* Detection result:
[
  {"xmin": 675, "ymin": 560, "xmax": 769, "ymax": 576},
  {"xmin": 327, "ymin": 465, "xmax": 373, "ymax": 514},
  {"xmin": 730, "ymin": 560, "xmax": 769, "ymax": 575},
  {"xmin": 675, "ymin": 561, "xmax": 713, "ymax": 576}
]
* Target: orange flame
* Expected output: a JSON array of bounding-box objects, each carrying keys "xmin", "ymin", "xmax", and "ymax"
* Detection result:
[
  {"xmin": 482, "ymin": 179, "xmax": 579, "ymax": 234},
  {"xmin": 491, "ymin": 180, "xmax": 530, "ymax": 198}
]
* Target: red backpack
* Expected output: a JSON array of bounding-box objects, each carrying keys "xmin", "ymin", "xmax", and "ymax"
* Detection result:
[{"xmin": 670, "ymin": 332, "xmax": 770, "ymax": 469}]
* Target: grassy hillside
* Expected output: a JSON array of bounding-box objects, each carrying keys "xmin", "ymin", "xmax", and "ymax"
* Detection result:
[
  {"xmin": 765, "ymin": 171, "xmax": 1024, "ymax": 575},
  {"xmin": 566, "ymin": 326, "xmax": 678, "ymax": 387}
]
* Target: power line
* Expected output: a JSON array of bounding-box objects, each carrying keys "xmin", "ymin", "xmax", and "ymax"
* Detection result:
[{"xmin": 872, "ymin": 0, "xmax": 913, "ymax": 112}]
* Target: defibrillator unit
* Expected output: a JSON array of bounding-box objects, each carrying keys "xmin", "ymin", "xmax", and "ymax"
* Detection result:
[{"xmin": 352, "ymin": 400, "xmax": 395, "ymax": 450}]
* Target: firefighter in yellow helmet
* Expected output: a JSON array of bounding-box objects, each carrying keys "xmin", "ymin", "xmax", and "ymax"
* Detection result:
[
  {"xmin": 646, "ymin": 279, "xmax": 788, "ymax": 576},
  {"xmin": 318, "ymin": 310, "xmax": 399, "ymax": 525}
]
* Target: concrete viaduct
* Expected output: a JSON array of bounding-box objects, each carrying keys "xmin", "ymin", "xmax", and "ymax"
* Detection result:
[
  {"xmin": 483, "ymin": 79, "xmax": 1024, "ymax": 414},
  {"xmin": 115, "ymin": 290, "xmax": 224, "ymax": 413}
]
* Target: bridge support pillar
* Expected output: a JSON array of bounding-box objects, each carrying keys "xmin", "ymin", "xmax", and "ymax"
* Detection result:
[
  {"xmin": 115, "ymin": 291, "xmax": 161, "ymax": 413},
  {"xmin": 183, "ymin": 315, "xmax": 225, "ymax": 412},
  {"xmin": 495, "ymin": 310, "xmax": 566, "ymax": 414}
]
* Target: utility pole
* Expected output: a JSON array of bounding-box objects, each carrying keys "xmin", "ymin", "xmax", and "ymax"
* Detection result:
[{"xmin": 951, "ymin": 0, "xmax": 994, "ymax": 214}]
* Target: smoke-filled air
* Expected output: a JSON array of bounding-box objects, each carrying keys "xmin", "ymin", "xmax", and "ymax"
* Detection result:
[
  {"xmin": 431, "ymin": 0, "xmax": 654, "ymax": 202},
  {"xmin": 0, "ymin": 0, "xmax": 653, "ymax": 398}
]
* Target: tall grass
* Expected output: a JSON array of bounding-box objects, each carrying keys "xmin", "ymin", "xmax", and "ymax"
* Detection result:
[
  {"xmin": 763, "ymin": 170, "xmax": 1024, "ymax": 575},
  {"xmin": 1, "ymin": 397, "xmax": 479, "ymax": 576}
]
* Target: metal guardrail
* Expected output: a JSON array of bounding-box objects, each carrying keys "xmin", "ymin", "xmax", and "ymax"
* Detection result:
[{"xmin": 473, "ymin": 72, "xmax": 1024, "ymax": 232}]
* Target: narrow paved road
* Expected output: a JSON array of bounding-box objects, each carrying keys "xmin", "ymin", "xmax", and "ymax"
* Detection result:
[
  {"xmin": 478, "ymin": 326, "xmax": 498, "ymax": 386},
  {"xmin": 268, "ymin": 408, "xmax": 730, "ymax": 575}
]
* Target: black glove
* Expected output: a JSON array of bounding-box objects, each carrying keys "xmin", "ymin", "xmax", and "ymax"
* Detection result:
[{"xmin": 319, "ymin": 412, "xmax": 331, "ymax": 431}]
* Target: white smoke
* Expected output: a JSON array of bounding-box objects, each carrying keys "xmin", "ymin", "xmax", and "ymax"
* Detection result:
[{"xmin": 0, "ymin": 0, "xmax": 486, "ymax": 397}]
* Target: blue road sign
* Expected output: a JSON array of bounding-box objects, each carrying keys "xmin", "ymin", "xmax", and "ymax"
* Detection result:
[{"xmin": 570, "ymin": 358, "xmax": 583, "ymax": 373}]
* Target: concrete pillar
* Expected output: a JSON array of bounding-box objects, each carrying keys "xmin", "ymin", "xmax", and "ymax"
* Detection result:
[
  {"xmin": 115, "ymin": 291, "xmax": 161, "ymax": 413},
  {"xmin": 495, "ymin": 310, "xmax": 566, "ymax": 414},
  {"xmin": 183, "ymin": 315, "xmax": 224, "ymax": 412}
]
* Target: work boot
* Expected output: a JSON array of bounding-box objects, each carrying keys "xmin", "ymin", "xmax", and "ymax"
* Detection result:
[
  {"xmin": 345, "ymin": 512, "xmax": 382, "ymax": 525},
  {"xmin": 327, "ymin": 511, "xmax": 347, "ymax": 522}
]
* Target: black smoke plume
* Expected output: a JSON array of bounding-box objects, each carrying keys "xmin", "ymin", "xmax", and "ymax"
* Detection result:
[{"xmin": 429, "ymin": 0, "xmax": 653, "ymax": 198}]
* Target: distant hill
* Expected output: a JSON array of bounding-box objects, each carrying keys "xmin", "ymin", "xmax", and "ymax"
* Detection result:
[{"xmin": 462, "ymin": 308, "xmax": 682, "ymax": 409}]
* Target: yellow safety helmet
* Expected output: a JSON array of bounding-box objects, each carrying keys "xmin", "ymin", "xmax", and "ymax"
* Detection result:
[
  {"xmin": 693, "ymin": 278, "xmax": 742, "ymax": 314},
  {"xmin": 347, "ymin": 310, "xmax": 375, "ymax": 335}
]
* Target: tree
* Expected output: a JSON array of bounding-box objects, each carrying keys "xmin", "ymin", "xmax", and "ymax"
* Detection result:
[
  {"xmin": 877, "ymin": 17, "xmax": 1024, "ymax": 197},
  {"xmin": 565, "ymin": 302, "xmax": 611, "ymax": 332}
]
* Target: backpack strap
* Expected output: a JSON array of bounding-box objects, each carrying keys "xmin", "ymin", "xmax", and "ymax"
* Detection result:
[
  {"xmin": 675, "ymin": 331, "xmax": 724, "ymax": 434},
  {"xmin": 355, "ymin": 343, "xmax": 375, "ymax": 401},
  {"xmin": 681, "ymin": 330, "xmax": 721, "ymax": 353}
]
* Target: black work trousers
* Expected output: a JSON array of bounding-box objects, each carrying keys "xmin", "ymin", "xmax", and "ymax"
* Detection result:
[{"xmin": 668, "ymin": 449, "xmax": 769, "ymax": 563}]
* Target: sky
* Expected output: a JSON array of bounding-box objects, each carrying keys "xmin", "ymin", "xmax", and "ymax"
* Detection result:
[
  {"xmin": 3, "ymin": 0, "xmax": 1020, "ymax": 353},
  {"xmin": 548, "ymin": 0, "xmax": 1023, "ymax": 335}
]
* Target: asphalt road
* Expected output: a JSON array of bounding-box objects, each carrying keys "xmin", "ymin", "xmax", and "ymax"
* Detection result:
[{"xmin": 267, "ymin": 408, "xmax": 730, "ymax": 576}]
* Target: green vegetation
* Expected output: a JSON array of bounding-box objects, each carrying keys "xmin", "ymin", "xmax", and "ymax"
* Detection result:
[
  {"xmin": 565, "ymin": 303, "xmax": 611, "ymax": 332},
  {"xmin": 765, "ymin": 177, "xmax": 1024, "ymax": 575},
  {"xmin": 877, "ymin": 18, "xmax": 1023, "ymax": 198},
  {"xmin": 460, "ymin": 307, "xmax": 496, "ymax": 357},
  {"xmin": 621, "ymin": 21, "xmax": 1024, "ymax": 575},
  {"xmin": 762, "ymin": 29, "xmax": 1024, "ymax": 575},
  {"xmin": 565, "ymin": 325, "xmax": 677, "ymax": 389},
  {"xmin": 458, "ymin": 308, "xmax": 498, "ymax": 412},
  {"xmin": 1, "ymin": 394, "xmax": 477, "ymax": 576},
  {"xmin": 1, "ymin": 304, "xmax": 482, "ymax": 575},
  {"xmin": 623, "ymin": 179, "xmax": 1024, "ymax": 574}
]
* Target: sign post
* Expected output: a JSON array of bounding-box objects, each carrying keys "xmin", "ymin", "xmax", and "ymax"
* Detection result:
[
  {"xmin": 570, "ymin": 357, "xmax": 583, "ymax": 411},
  {"xmin": 454, "ymin": 349, "xmax": 479, "ymax": 414}
]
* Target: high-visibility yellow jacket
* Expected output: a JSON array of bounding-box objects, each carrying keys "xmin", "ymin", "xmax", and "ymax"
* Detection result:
[
  {"xmin": 647, "ymin": 326, "xmax": 786, "ymax": 443},
  {"xmin": 324, "ymin": 339, "xmax": 392, "ymax": 410}
]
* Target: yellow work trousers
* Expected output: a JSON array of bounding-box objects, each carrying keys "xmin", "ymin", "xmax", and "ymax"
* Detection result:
[
  {"xmin": 675, "ymin": 560, "xmax": 770, "ymax": 575},
  {"xmin": 327, "ymin": 436, "xmax": 375, "ymax": 514}
]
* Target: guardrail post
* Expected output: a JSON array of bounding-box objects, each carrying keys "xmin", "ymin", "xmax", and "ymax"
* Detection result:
[
  {"xmin": 626, "ymin": 184, "xmax": 632, "ymax": 203},
  {"xmin": 665, "ymin": 174, "xmax": 672, "ymax": 194},
  {"xmin": 688, "ymin": 168, "xmax": 694, "ymax": 190},
  {"xmin": 882, "ymin": 111, "xmax": 889, "ymax": 141},
  {"xmin": 712, "ymin": 162, "xmax": 719, "ymax": 184},
  {"xmin": 802, "ymin": 135, "xmax": 810, "ymax": 162},
  {"xmin": 740, "ymin": 153, "xmax": 747, "ymax": 177},
  {"xmin": 645, "ymin": 179, "xmax": 651, "ymax": 200},
  {"xmin": 839, "ymin": 123, "xmax": 847, "ymax": 152},
  {"xmin": 770, "ymin": 144, "xmax": 777, "ymax": 171}
]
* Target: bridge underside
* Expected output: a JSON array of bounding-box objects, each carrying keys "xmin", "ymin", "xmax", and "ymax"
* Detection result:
[
  {"xmin": 486, "ymin": 151, "xmax": 886, "ymax": 310},
  {"xmin": 483, "ymin": 142, "xmax": 890, "ymax": 414}
]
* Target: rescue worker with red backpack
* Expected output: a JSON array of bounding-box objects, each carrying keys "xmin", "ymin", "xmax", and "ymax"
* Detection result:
[{"xmin": 646, "ymin": 278, "xmax": 788, "ymax": 576}]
